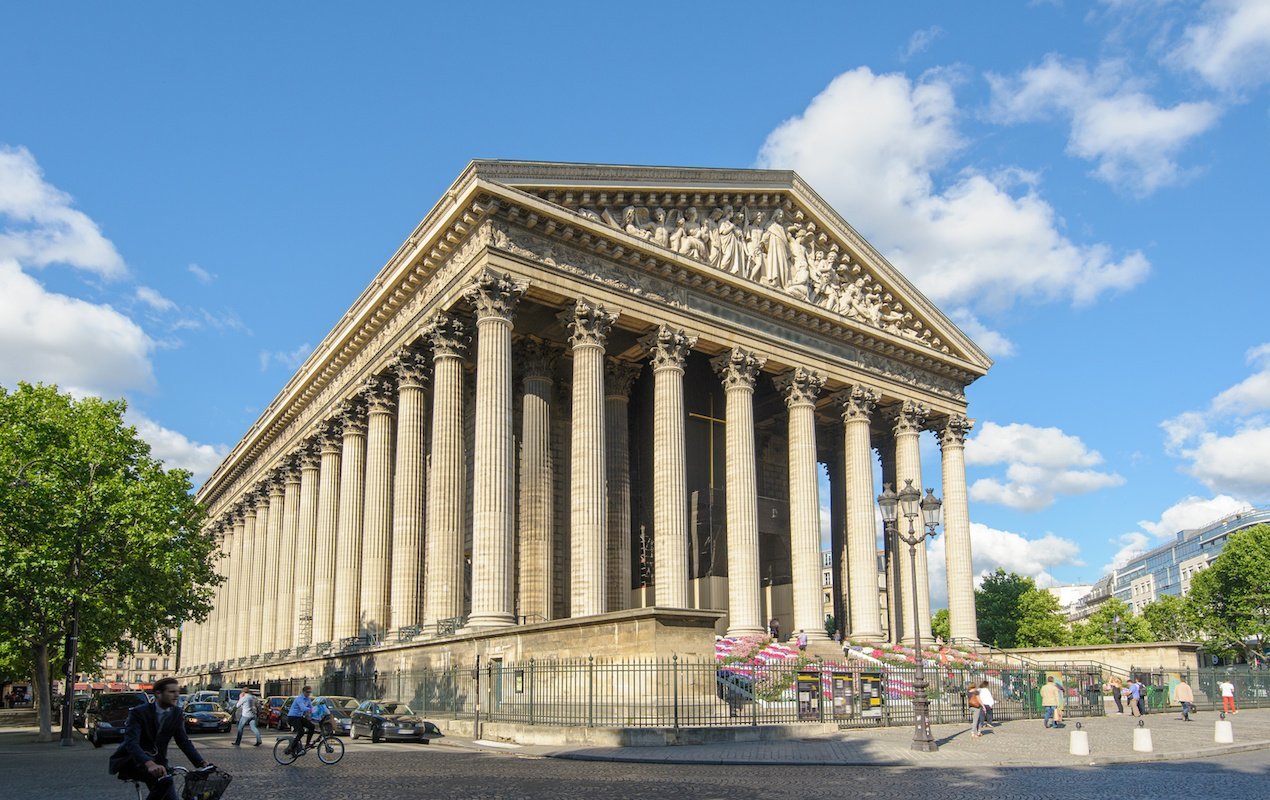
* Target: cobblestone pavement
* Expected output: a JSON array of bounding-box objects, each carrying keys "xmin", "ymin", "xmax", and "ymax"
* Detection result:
[{"xmin": 1, "ymin": 711, "xmax": 1266, "ymax": 800}]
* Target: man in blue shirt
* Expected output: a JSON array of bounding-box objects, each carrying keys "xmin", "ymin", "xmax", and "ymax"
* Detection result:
[{"xmin": 286, "ymin": 686, "xmax": 316, "ymax": 754}]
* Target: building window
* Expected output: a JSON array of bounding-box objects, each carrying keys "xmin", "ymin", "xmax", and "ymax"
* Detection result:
[
  {"xmin": 135, "ymin": 659, "xmax": 143, "ymax": 670},
  {"xmin": 162, "ymin": 658, "xmax": 169, "ymax": 670}
]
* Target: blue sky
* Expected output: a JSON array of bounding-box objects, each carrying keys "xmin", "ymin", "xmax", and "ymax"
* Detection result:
[{"xmin": 3, "ymin": 1, "xmax": 1270, "ymax": 602}]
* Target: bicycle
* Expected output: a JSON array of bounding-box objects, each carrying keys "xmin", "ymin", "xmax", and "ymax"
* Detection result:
[
  {"xmin": 273, "ymin": 728, "xmax": 345, "ymax": 765},
  {"xmin": 122, "ymin": 764, "xmax": 232, "ymax": 800}
]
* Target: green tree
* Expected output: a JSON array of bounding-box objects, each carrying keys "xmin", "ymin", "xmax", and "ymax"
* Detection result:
[
  {"xmin": 1014, "ymin": 588, "xmax": 1070, "ymax": 647},
  {"xmin": 1069, "ymin": 597, "xmax": 1150, "ymax": 645},
  {"xmin": 1141, "ymin": 593, "xmax": 1200, "ymax": 642},
  {"xmin": 931, "ymin": 608, "xmax": 950, "ymax": 642},
  {"xmin": 974, "ymin": 569, "xmax": 1035, "ymax": 648},
  {"xmin": 0, "ymin": 383, "xmax": 220, "ymax": 740},
  {"xmin": 1187, "ymin": 524, "xmax": 1270, "ymax": 662}
]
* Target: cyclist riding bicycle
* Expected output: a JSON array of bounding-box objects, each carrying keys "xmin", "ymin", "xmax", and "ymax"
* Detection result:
[
  {"xmin": 285, "ymin": 686, "xmax": 317, "ymax": 755},
  {"xmin": 108, "ymin": 677, "xmax": 212, "ymax": 800},
  {"xmin": 312, "ymin": 696, "xmax": 334, "ymax": 737}
]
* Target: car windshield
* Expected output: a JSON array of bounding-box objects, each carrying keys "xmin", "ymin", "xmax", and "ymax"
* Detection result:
[
  {"xmin": 268, "ymin": 697, "xmax": 284, "ymax": 707},
  {"xmin": 328, "ymin": 706, "xmax": 350, "ymax": 719},
  {"xmin": 379, "ymin": 703, "xmax": 414, "ymax": 715},
  {"xmin": 187, "ymin": 703, "xmax": 217, "ymax": 713},
  {"xmin": 327, "ymin": 696, "xmax": 359, "ymax": 709},
  {"xmin": 98, "ymin": 695, "xmax": 146, "ymax": 711}
]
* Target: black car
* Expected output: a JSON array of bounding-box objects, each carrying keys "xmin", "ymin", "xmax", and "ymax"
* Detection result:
[
  {"xmin": 72, "ymin": 696, "xmax": 91, "ymax": 729},
  {"xmin": 183, "ymin": 701, "xmax": 232, "ymax": 734},
  {"xmin": 85, "ymin": 692, "xmax": 150, "ymax": 748},
  {"xmin": 349, "ymin": 701, "xmax": 439, "ymax": 743},
  {"xmin": 325, "ymin": 705, "xmax": 353, "ymax": 737}
]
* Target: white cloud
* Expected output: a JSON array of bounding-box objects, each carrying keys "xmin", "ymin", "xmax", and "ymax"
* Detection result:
[
  {"xmin": 902, "ymin": 26, "xmax": 943, "ymax": 60},
  {"xmin": 949, "ymin": 309, "xmax": 1016, "ymax": 358},
  {"xmin": 927, "ymin": 521, "xmax": 1084, "ymax": 607},
  {"xmin": 1103, "ymin": 531, "xmax": 1152, "ymax": 572},
  {"xmin": 259, "ymin": 342, "xmax": 313, "ymax": 373},
  {"xmin": 187, "ymin": 263, "xmax": 215, "ymax": 284},
  {"xmin": 0, "ymin": 145, "xmax": 126, "ymax": 278},
  {"xmin": 966, "ymin": 421, "xmax": 1124, "ymax": 511},
  {"xmin": 1104, "ymin": 493, "xmax": 1250, "ymax": 571},
  {"xmin": 1175, "ymin": 0, "xmax": 1270, "ymax": 92},
  {"xmin": 126, "ymin": 410, "xmax": 228, "ymax": 485},
  {"xmin": 987, "ymin": 56, "xmax": 1221, "ymax": 195},
  {"xmin": 135, "ymin": 286, "xmax": 177, "ymax": 312},
  {"xmin": 0, "ymin": 259, "xmax": 154, "ymax": 395},
  {"xmin": 756, "ymin": 67, "xmax": 1150, "ymax": 314}
]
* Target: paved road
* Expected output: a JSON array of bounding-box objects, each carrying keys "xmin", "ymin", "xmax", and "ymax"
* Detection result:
[{"xmin": 5, "ymin": 731, "xmax": 1268, "ymax": 800}]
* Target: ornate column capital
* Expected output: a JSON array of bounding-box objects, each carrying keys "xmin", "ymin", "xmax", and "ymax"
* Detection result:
[
  {"xmin": 560, "ymin": 298, "xmax": 618, "ymax": 349},
  {"xmin": 364, "ymin": 374, "xmax": 397, "ymax": 415},
  {"xmin": 939, "ymin": 414, "xmax": 975, "ymax": 448},
  {"xmin": 425, "ymin": 312, "xmax": 469, "ymax": 359},
  {"xmin": 606, "ymin": 358, "xmax": 643, "ymax": 399},
  {"xmin": 334, "ymin": 397, "xmax": 368, "ymax": 437},
  {"xmin": 838, "ymin": 384, "xmax": 879, "ymax": 422},
  {"xmin": 392, "ymin": 344, "xmax": 430, "ymax": 389},
  {"xmin": 893, "ymin": 399, "xmax": 930, "ymax": 436},
  {"xmin": 518, "ymin": 338, "xmax": 562, "ymax": 382},
  {"xmin": 317, "ymin": 421, "xmax": 343, "ymax": 454},
  {"xmin": 465, "ymin": 267, "xmax": 527, "ymax": 322},
  {"xmin": 775, "ymin": 367, "xmax": 825, "ymax": 408},
  {"xmin": 712, "ymin": 347, "xmax": 766, "ymax": 391},
  {"xmin": 266, "ymin": 472, "xmax": 287, "ymax": 498},
  {"xmin": 641, "ymin": 325, "xmax": 696, "ymax": 371}
]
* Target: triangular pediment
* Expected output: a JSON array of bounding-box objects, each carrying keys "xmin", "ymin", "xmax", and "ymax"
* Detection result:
[{"xmin": 465, "ymin": 160, "xmax": 991, "ymax": 372}]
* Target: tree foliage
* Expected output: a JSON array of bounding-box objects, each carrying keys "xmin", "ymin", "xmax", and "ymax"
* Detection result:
[
  {"xmin": 1141, "ymin": 593, "xmax": 1200, "ymax": 642},
  {"xmin": 0, "ymin": 383, "xmax": 220, "ymax": 739},
  {"xmin": 1014, "ymin": 588, "xmax": 1070, "ymax": 648},
  {"xmin": 974, "ymin": 569, "xmax": 1035, "ymax": 648},
  {"xmin": 1187, "ymin": 524, "xmax": 1270, "ymax": 661},
  {"xmin": 931, "ymin": 608, "xmax": 950, "ymax": 642},
  {"xmin": 1069, "ymin": 597, "xmax": 1151, "ymax": 645}
]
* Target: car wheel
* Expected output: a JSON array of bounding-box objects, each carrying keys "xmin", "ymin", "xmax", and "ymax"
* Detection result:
[{"xmin": 350, "ymin": 723, "xmax": 360, "ymax": 740}]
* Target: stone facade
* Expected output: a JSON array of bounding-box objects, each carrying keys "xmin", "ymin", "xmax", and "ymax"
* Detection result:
[{"xmin": 180, "ymin": 162, "xmax": 990, "ymax": 681}]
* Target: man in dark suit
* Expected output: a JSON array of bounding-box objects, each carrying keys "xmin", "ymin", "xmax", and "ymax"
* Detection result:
[{"xmin": 109, "ymin": 677, "xmax": 210, "ymax": 800}]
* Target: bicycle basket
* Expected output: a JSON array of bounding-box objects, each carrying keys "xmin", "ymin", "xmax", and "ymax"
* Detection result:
[{"xmin": 182, "ymin": 768, "xmax": 232, "ymax": 800}]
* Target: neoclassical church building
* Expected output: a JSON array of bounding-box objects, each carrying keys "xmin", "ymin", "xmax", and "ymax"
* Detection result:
[{"xmin": 180, "ymin": 161, "xmax": 989, "ymax": 682}]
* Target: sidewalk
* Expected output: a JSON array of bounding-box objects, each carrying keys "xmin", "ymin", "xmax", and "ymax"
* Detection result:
[{"xmin": 492, "ymin": 707, "xmax": 1270, "ymax": 767}]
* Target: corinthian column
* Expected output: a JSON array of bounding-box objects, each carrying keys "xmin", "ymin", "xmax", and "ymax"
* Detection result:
[
  {"xmin": 894, "ymin": 400, "xmax": 931, "ymax": 642},
  {"xmin": 238, "ymin": 500, "xmax": 260, "ymax": 659},
  {"xmin": 422, "ymin": 313, "xmax": 469, "ymax": 631},
  {"xmin": 293, "ymin": 444, "xmax": 320, "ymax": 648},
  {"xmin": 312, "ymin": 424, "xmax": 343, "ymax": 646},
  {"xmin": 777, "ymin": 368, "xmax": 827, "ymax": 641},
  {"xmin": 464, "ymin": 270, "xmax": 526, "ymax": 630},
  {"xmin": 333, "ymin": 399, "xmax": 368, "ymax": 642},
  {"xmin": 941, "ymin": 415, "xmax": 978, "ymax": 643},
  {"xmin": 842, "ymin": 385, "xmax": 884, "ymax": 641},
  {"xmin": 606, "ymin": 359, "xmax": 641, "ymax": 612},
  {"xmin": 220, "ymin": 515, "xmax": 242, "ymax": 661},
  {"xmin": 275, "ymin": 461, "xmax": 301, "ymax": 653},
  {"xmin": 260, "ymin": 477, "xmax": 286, "ymax": 655},
  {"xmin": 390, "ymin": 346, "xmax": 429, "ymax": 634},
  {"xmin": 641, "ymin": 325, "xmax": 696, "ymax": 608},
  {"xmin": 562, "ymin": 299, "xmax": 618, "ymax": 618},
  {"xmin": 517, "ymin": 340, "xmax": 559, "ymax": 623},
  {"xmin": 359, "ymin": 376, "xmax": 396, "ymax": 639},
  {"xmin": 712, "ymin": 347, "xmax": 767, "ymax": 638}
]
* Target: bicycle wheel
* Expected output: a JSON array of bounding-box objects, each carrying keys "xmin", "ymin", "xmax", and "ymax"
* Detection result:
[
  {"xmin": 273, "ymin": 737, "xmax": 299, "ymax": 765},
  {"xmin": 317, "ymin": 735, "xmax": 345, "ymax": 765}
]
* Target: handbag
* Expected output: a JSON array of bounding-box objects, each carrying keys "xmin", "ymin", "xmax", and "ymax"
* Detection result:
[{"xmin": 968, "ymin": 691, "xmax": 981, "ymax": 708}]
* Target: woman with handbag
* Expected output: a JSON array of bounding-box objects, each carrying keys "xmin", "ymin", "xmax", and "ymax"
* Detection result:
[{"xmin": 968, "ymin": 683, "xmax": 984, "ymax": 738}]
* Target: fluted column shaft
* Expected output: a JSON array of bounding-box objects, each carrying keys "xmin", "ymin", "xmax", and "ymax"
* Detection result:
[
  {"xmin": 714, "ymin": 347, "xmax": 766, "ymax": 638},
  {"xmin": 275, "ymin": 467, "xmax": 301, "ymax": 652},
  {"xmin": 517, "ymin": 342, "xmax": 557, "ymax": 623},
  {"xmin": 250, "ymin": 499, "xmax": 270, "ymax": 656},
  {"xmin": 780, "ymin": 369, "xmax": 827, "ymax": 640},
  {"xmin": 941, "ymin": 416, "xmax": 978, "ymax": 642},
  {"xmin": 605, "ymin": 361, "xmax": 640, "ymax": 613},
  {"xmin": 334, "ymin": 403, "xmax": 368, "ymax": 641},
  {"xmin": 564, "ymin": 300, "xmax": 617, "ymax": 618},
  {"xmin": 643, "ymin": 326, "xmax": 696, "ymax": 608},
  {"xmin": 843, "ymin": 386, "xmax": 884, "ymax": 641},
  {"xmin": 238, "ymin": 506, "xmax": 260, "ymax": 658},
  {"xmin": 261, "ymin": 482, "xmax": 285, "ymax": 653},
  {"xmin": 390, "ymin": 349, "xmax": 429, "ymax": 633},
  {"xmin": 360, "ymin": 379, "xmax": 395, "ymax": 638},
  {"xmin": 423, "ymin": 314, "xmax": 468, "ymax": 630},
  {"xmin": 219, "ymin": 521, "xmax": 241, "ymax": 661},
  {"xmin": 894, "ymin": 401, "xmax": 931, "ymax": 642},
  {"xmin": 466, "ymin": 271, "xmax": 526, "ymax": 629},
  {"xmin": 312, "ymin": 431, "xmax": 342, "ymax": 645},
  {"xmin": 293, "ymin": 450, "xmax": 320, "ymax": 647}
]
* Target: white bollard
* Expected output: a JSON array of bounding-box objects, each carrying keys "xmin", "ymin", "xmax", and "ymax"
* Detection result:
[
  {"xmin": 1069, "ymin": 729, "xmax": 1090, "ymax": 756},
  {"xmin": 1215, "ymin": 719, "xmax": 1234, "ymax": 744},
  {"xmin": 1133, "ymin": 726, "xmax": 1153, "ymax": 752}
]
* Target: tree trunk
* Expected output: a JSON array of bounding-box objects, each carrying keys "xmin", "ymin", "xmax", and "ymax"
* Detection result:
[{"xmin": 32, "ymin": 642, "xmax": 52, "ymax": 742}]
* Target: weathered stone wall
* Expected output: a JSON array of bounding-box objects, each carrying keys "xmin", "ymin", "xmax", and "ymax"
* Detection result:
[{"xmin": 1005, "ymin": 642, "xmax": 1204, "ymax": 673}]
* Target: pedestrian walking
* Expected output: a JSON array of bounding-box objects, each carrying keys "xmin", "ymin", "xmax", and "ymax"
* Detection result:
[
  {"xmin": 978, "ymin": 681, "xmax": 996, "ymax": 728},
  {"xmin": 796, "ymin": 630, "xmax": 808, "ymax": 651},
  {"xmin": 1053, "ymin": 677, "xmax": 1065, "ymax": 725},
  {"xmin": 232, "ymin": 687, "xmax": 262, "ymax": 746},
  {"xmin": 1110, "ymin": 677, "xmax": 1123, "ymax": 714},
  {"xmin": 769, "ymin": 618, "xmax": 781, "ymax": 641},
  {"xmin": 1174, "ymin": 679, "xmax": 1195, "ymax": 721},
  {"xmin": 1040, "ymin": 675, "xmax": 1061, "ymax": 729},
  {"xmin": 1136, "ymin": 679, "xmax": 1148, "ymax": 716},
  {"xmin": 1218, "ymin": 679, "xmax": 1238, "ymax": 714},
  {"xmin": 1127, "ymin": 678, "xmax": 1142, "ymax": 717}
]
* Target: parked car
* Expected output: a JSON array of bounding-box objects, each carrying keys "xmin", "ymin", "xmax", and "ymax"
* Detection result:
[
  {"xmin": 325, "ymin": 705, "xmax": 353, "ymax": 736},
  {"xmin": 182, "ymin": 701, "xmax": 232, "ymax": 734},
  {"xmin": 217, "ymin": 688, "xmax": 244, "ymax": 714},
  {"xmin": 275, "ymin": 696, "xmax": 299, "ymax": 731},
  {"xmin": 85, "ymin": 692, "xmax": 150, "ymax": 748},
  {"xmin": 72, "ymin": 696, "xmax": 91, "ymax": 729},
  {"xmin": 262, "ymin": 695, "xmax": 289, "ymax": 728},
  {"xmin": 349, "ymin": 700, "xmax": 439, "ymax": 743},
  {"xmin": 323, "ymin": 695, "xmax": 361, "ymax": 712},
  {"xmin": 189, "ymin": 690, "xmax": 218, "ymax": 704}
]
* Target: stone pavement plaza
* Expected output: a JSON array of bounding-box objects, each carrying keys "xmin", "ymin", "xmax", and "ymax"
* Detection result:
[{"xmin": 2, "ymin": 708, "xmax": 1267, "ymax": 799}]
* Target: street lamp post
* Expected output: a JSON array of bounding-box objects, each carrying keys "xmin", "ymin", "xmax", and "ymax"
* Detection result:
[{"xmin": 878, "ymin": 479, "xmax": 943, "ymax": 753}]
